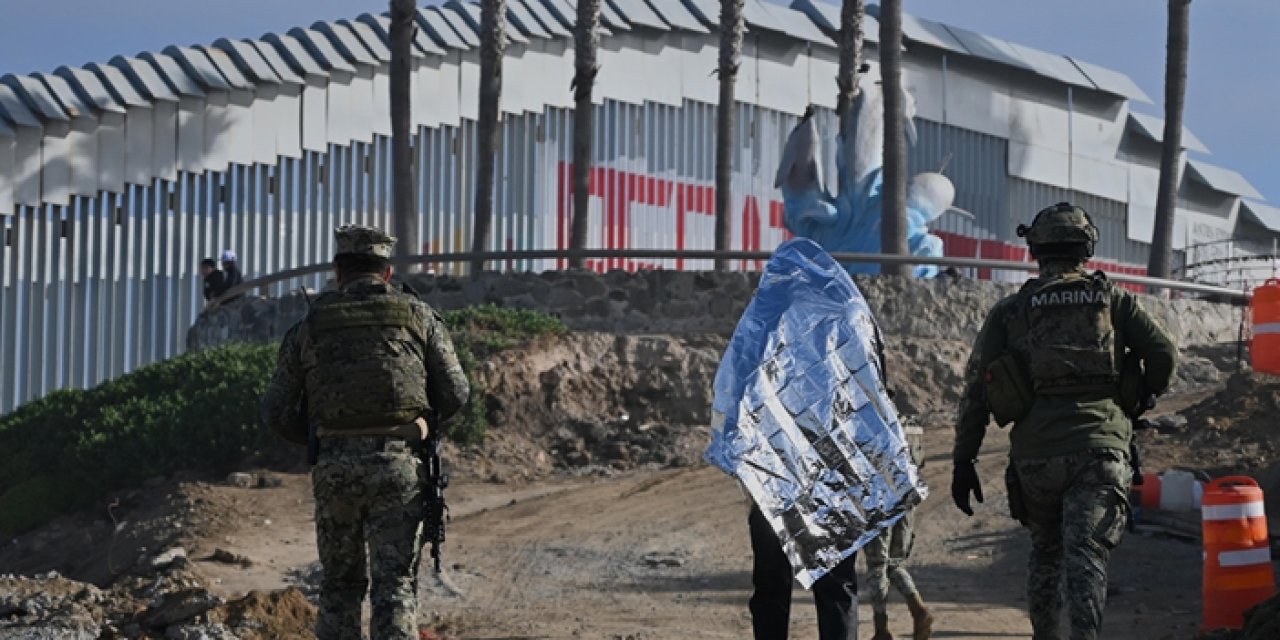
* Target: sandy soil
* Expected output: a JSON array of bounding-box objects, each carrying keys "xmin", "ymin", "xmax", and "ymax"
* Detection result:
[{"xmin": 176, "ymin": 425, "xmax": 1208, "ymax": 640}]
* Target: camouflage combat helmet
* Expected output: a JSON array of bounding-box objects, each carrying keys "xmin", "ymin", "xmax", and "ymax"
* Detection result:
[
  {"xmin": 334, "ymin": 224, "xmax": 396, "ymax": 258},
  {"xmin": 1016, "ymin": 202, "xmax": 1099, "ymax": 259}
]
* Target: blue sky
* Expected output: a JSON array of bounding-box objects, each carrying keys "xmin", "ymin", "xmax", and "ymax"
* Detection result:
[{"xmin": 1, "ymin": 0, "xmax": 1276, "ymax": 202}]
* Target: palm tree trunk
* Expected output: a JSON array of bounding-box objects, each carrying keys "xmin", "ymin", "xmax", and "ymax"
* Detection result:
[
  {"xmin": 472, "ymin": 0, "xmax": 506, "ymax": 275},
  {"xmin": 715, "ymin": 0, "xmax": 745, "ymax": 271},
  {"xmin": 569, "ymin": 0, "xmax": 602, "ymax": 269},
  {"xmin": 390, "ymin": 0, "xmax": 417, "ymax": 263},
  {"xmin": 879, "ymin": 0, "xmax": 909, "ymax": 277},
  {"xmin": 835, "ymin": 0, "xmax": 865, "ymax": 140},
  {"xmin": 1148, "ymin": 0, "xmax": 1191, "ymax": 284}
]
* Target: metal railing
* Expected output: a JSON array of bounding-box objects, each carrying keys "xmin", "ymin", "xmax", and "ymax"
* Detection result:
[{"xmin": 208, "ymin": 248, "xmax": 1252, "ymax": 309}]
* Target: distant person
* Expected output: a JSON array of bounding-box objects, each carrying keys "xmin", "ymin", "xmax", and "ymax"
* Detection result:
[
  {"xmin": 865, "ymin": 415, "xmax": 932, "ymax": 640},
  {"xmin": 218, "ymin": 250, "xmax": 244, "ymax": 301},
  {"xmin": 260, "ymin": 224, "xmax": 470, "ymax": 640},
  {"xmin": 951, "ymin": 203, "xmax": 1177, "ymax": 640},
  {"xmin": 200, "ymin": 258, "xmax": 225, "ymax": 302}
]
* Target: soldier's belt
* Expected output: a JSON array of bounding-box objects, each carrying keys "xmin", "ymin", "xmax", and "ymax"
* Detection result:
[{"xmin": 316, "ymin": 417, "xmax": 429, "ymax": 441}]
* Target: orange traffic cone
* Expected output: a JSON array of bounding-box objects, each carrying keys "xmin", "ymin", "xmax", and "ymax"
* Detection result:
[{"xmin": 1201, "ymin": 476, "xmax": 1277, "ymax": 631}]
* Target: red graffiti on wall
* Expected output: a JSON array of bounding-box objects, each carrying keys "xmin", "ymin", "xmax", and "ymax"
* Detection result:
[{"xmin": 556, "ymin": 162, "xmax": 790, "ymax": 272}]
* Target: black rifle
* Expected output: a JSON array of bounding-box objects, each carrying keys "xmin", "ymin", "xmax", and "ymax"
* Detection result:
[
  {"xmin": 420, "ymin": 410, "xmax": 449, "ymax": 573},
  {"xmin": 1128, "ymin": 394, "xmax": 1156, "ymax": 485}
]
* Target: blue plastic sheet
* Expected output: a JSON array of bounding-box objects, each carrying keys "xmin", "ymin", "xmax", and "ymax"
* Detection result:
[{"xmin": 705, "ymin": 238, "xmax": 928, "ymax": 588}]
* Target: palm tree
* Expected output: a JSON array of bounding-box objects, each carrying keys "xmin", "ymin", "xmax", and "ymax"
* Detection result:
[
  {"xmin": 714, "ymin": 0, "xmax": 746, "ymax": 271},
  {"xmin": 1148, "ymin": 0, "xmax": 1191, "ymax": 285},
  {"xmin": 835, "ymin": 0, "xmax": 865, "ymax": 139},
  {"xmin": 879, "ymin": 0, "xmax": 908, "ymax": 276},
  {"xmin": 569, "ymin": 0, "xmax": 603, "ymax": 268},
  {"xmin": 471, "ymin": 0, "xmax": 506, "ymax": 275},
  {"xmin": 390, "ymin": 0, "xmax": 417, "ymax": 261}
]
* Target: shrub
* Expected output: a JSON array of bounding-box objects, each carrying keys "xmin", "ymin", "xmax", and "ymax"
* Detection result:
[
  {"xmin": 0, "ymin": 343, "xmax": 278, "ymax": 534},
  {"xmin": 0, "ymin": 305, "xmax": 564, "ymax": 533}
]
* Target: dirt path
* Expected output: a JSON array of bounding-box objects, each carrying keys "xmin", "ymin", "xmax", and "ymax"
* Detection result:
[{"xmin": 188, "ymin": 426, "xmax": 1206, "ymax": 640}]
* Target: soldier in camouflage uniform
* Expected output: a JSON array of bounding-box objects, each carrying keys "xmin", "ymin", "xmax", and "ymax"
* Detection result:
[
  {"xmin": 949, "ymin": 203, "xmax": 1177, "ymax": 640},
  {"xmin": 261, "ymin": 225, "xmax": 470, "ymax": 640},
  {"xmin": 864, "ymin": 416, "xmax": 932, "ymax": 640}
]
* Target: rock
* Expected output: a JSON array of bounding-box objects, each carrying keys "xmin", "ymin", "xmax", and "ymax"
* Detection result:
[
  {"xmin": 600, "ymin": 442, "xmax": 632, "ymax": 462},
  {"xmin": 1152, "ymin": 414, "xmax": 1189, "ymax": 433},
  {"xmin": 209, "ymin": 548, "xmax": 253, "ymax": 567},
  {"xmin": 641, "ymin": 552, "xmax": 686, "ymax": 568},
  {"xmin": 143, "ymin": 589, "xmax": 222, "ymax": 628},
  {"xmin": 151, "ymin": 546, "xmax": 188, "ymax": 570},
  {"xmin": 574, "ymin": 421, "xmax": 610, "ymax": 445},
  {"xmin": 225, "ymin": 473, "xmax": 254, "ymax": 489}
]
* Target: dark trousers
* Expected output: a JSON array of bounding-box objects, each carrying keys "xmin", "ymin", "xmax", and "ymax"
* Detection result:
[{"xmin": 749, "ymin": 505, "xmax": 859, "ymax": 640}]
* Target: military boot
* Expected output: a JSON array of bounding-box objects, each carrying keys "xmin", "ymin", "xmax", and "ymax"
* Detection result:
[
  {"xmin": 871, "ymin": 611, "xmax": 893, "ymax": 640},
  {"xmin": 906, "ymin": 593, "xmax": 934, "ymax": 640}
]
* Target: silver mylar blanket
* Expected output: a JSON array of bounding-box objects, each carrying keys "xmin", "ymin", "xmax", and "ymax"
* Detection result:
[{"xmin": 705, "ymin": 238, "xmax": 928, "ymax": 588}]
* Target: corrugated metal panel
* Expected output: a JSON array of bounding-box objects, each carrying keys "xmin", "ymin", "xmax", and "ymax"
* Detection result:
[
  {"xmin": 508, "ymin": 0, "xmax": 553, "ymax": 38},
  {"xmin": 85, "ymin": 63, "xmax": 151, "ymax": 107},
  {"xmin": 743, "ymin": 0, "xmax": 787, "ymax": 34},
  {"xmin": 514, "ymin": 0, "xmax": 571, "ymax": 37},
  {"xmin": 1186, "ymin": 159, "xmax": 1263, "ymax": 200},
  {"xmin": 641, "ymin": 0, "xmax": 705, "ymax": 32},
  {"xmin": 940, "ymin": 24, "xmax": 1032, "ymax": 72},
  {"xmin": 289, "ymin": 28, "xmax": 359, "ymax": 74},
  {"xmin": 678, "ymin": 0, "xmax": 719, "ymax": 27},
  {"xmin": 211, "ymin": 39, "xmax": 285, "ymax": 85},
  {"xmin": 1005, "ymin": 42, "xmax": 1094, "ymax": 89},
  {"xmin": 314, "ymin": 21, "xmax": 381, "ymax": 66},
  {"xmin": 37, "ymin": 73, "xmax": 96, "ymax": 120},
  {"xmin": 199, "ymin": 46, "xmax": 256, "ymax": 91},
  {"xmin": 1068, "ymin": 57, "xmax": 1152, "ymax": 104},
  {"xmin": 163, "ymin": 46, "xmax": 233, "ymax": 92},
  {"xmin": 415, "ymin": 9, "xmax": 472, "ymax": 49},
  {"xmin": 140, "ymin": 52, "xmax": 207, "ymax": 97},
  {"xmin": 54, "ymin": 67, "xmax": 126, "ymax": 114},
  {"xmin": 261, "ymin": 34, "xmax": 329, "ymax": 80},
  {"xmin": 609, "ymin": 0, "xmax": 669, "ymax": 30},
  {"xmin": 0, "ymin": 83, "xmax": 43, "ymax": 128},
  {"xmin": 898, "ymin": 13, "xmax": 963, "ymax": 53},
  {"xmin": 1, "ymin": 74, "xmax": 70, "ymax": 122},
  {"xmin": 250, "ymin": 39, "xmax": 311, "ymax": 84},
  {"xmin": 1126, "ymin": 111, "xmax": 1210, "ymax": 154},
  {"xmin": 1241, "ymin": 200, "xmax": 1280, "ymax": 233},
  {"xmin": 447, "ymin": 1, "xmax": 529, "ymax": 45},
  {"xmin": 340, "ymin": 20, "xmax": 394, "ymax": 62},
  {"xmin": 765, "ymin": 4, "xmax": 829, "ymax": 44},
  {"xmin": 110, "ymin": 56, "xmax": 184, "ymax": 101},
  {"xmin": 355, "ymin": 13, "xmax": 412, "ymax": 57},
  {"xmin": 432, "ymin": 6, "xmax": 482, "ymax": 47}
]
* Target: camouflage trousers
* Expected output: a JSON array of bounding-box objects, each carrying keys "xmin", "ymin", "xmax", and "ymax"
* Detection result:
[
  {"xmin": 863, "ymin": 508, "xmax": 920, "ymax": 614},
  {"xmin": 1014, "ymin": 448, "xmax": 1131, "ymax": 640},
  {"xmin": 312, "ymin": 437, "xmax": 424, "ymax": 640}
]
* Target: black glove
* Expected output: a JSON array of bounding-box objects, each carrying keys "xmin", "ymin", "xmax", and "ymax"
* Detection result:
[{"xmin": 952, "ymin": 460, "xmax": 984, "ymax": 516}]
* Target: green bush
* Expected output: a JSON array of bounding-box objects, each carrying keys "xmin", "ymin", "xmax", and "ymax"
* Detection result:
[
  {"xmin": 0, "ymin": 305, "xmax": 564, "ymax": 534},
  {"xmin": 0, "ymin": 343, "xmax": 279, "ymax": 534}
]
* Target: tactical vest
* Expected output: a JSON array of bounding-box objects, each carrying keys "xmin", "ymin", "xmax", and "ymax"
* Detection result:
[
  {"xmin": 1016, "ymin": 271, "xmax": 1118, "ymax": 394},
  {"xmin": 301, "ymin": 284, "xmax": 431, "ymax": 431}
]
